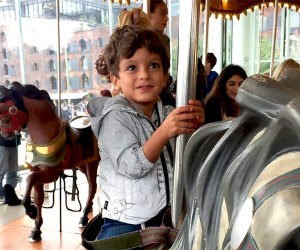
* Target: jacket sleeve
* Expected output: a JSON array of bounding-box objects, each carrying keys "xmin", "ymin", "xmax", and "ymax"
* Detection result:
[{"xmin": 100, "ymin": 110, "xmax": 156, "ymax": 179}]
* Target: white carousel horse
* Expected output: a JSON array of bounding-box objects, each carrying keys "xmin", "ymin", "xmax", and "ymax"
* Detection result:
[{"xmin": 171, "ymin": 69, "xmax": 300, "ymax": 250}]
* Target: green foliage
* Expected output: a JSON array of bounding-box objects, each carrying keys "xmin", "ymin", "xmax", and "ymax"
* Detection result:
[{"xmin": 259, "ymin": 37, "xmax": 280, "ymax": 74}]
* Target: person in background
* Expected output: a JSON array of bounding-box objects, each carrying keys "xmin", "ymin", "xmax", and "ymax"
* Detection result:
[
  {"xmin": 117, "ymin": 6, "xmax": 175, "ymax": 106},
  {"xmin": 92, "ymin": 25, "xmax": 204, "ymax": 240},
  {"xmin": 204, "ymin": 64, "xmax": 247, "ymax": 124},
  {"xmin": 171, "ymin": 58, "xmax": 207, "ymax": 104},
  {"xmin": 0, "ymin": 133, "xmax": 22, "ymax": 205},
  {"xmin": 200, "ymin": 53, "xmax": 219, "ymax": 96},
  {"xmin": 149, "ymin": 0, "xmax": 170, "ymax": 57},
  {"xmin": 272, "ymin": 58, "xmax": 300, "ymax": 81},
  {"xmin": 100, "ymin": 89, "xmax": 112, "ymax": 97},
  {"xmin": 148, "ymin": 0, "xmax": 175, "ymax": 106},
  {"xmin": 118, "ymin": 7, "xmax": 151, "ymax": 28},
  {"xmin": 196, "ymin": 58, "xmax": 208, "ymax": 103}
]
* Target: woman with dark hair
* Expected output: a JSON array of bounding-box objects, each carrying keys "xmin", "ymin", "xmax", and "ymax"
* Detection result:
[{"xmin": 204, "ymin": 64, "xmax": 247, "ymax": 123}]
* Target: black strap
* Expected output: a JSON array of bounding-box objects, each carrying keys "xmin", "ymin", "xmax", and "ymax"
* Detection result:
[
  {"xmin": 160, "ymin": 150, "xmax": 170, "ymax": 205},
  {"xmin": 146, "ymin": 105, "xmax": 172, "ymax": 206}
]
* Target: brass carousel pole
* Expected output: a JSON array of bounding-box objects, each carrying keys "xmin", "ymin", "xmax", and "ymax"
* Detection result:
[
  {"xmin": 142, "ymin": 0, "xmax": 150, "ymax": 14},
  {"xmin": 270, "ymin": 0, "xmax": 279, "ymax": 76},
  {"xmin": 202, "ymin": 0, "xmax": 210, "ymax": 66},
  {"xmin": 172, "ymin": 0, "xmax": 201, "ymax": 229},
  {"xmin": 55, "ymin": 0, "xmax": 62, "ymax": 232}
]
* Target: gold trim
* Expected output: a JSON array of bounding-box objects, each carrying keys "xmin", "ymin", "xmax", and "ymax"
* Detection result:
[{"xmin": 26, "ymin": 125, "xmax": 66, "ymax": 155}]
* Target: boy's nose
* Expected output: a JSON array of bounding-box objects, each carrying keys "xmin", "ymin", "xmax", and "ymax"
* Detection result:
[{"xmin": 139, "ymin": 68, "xmax": 150, "ymax": 79}]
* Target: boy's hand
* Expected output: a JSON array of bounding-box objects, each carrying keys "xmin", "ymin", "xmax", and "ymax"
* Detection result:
[
  {"xmin": 187, "ymin": 99, "xmax": 205, "ymax": 127},
  {"xmin": 143, "ymin": 99, "xmax": 204, "ymax": 163},
  {"xmin": 159, "ymin": 99, "xmax": 205, "ymax": 140}
]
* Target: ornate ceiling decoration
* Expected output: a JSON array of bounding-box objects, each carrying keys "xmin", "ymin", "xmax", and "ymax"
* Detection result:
[
  {"xmin": 200, "ymin": 0, "xmax": 300, "ymax": 19},
  {"xmin": 106, "ymin": 0, "xmax": 300, "ymax": 19}
]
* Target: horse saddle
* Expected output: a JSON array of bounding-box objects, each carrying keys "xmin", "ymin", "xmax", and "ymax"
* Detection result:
[
  {"xmin": 67, "ymin": 116, "xmax": 91, "ymax": 147},
  {"xmin": 69, "ymin": 115, "xmax": 91, "ymax": 130}
]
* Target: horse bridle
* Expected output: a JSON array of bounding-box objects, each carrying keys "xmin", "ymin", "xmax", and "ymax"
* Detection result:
[
  {"xmin": 0, "ymin": 100, "xmax": 28, "ymax": 136},
  {"xmin": 228, "ymin": 167, "xmax": 300, "ymax": 250}
]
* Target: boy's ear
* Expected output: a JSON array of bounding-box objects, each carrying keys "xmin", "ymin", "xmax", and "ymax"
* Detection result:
[
  {"xmin": 110, "ymin": 72, "xmax": 122, "ymax": 91},
  {"xmin": 110, "ymin": 72, "xmax": 117, "ymax": 85}
]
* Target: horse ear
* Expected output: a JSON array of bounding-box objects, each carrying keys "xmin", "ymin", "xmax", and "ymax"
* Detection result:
[
  {"xmin": 132, "ymin": 9, "xmax": 141, "ymax": 25},
  {"xmin": 0, "ymin": 85, "xmax": 11, "ymax": 102}
]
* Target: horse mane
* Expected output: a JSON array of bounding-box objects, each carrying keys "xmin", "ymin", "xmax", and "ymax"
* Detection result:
[
  {"xmin": 0, "ymin": 83, "xmax": 27, "ymax": 113},
  {"xmin": 9, "ymin": 82, "xmax": 44, "ymax": 100}
]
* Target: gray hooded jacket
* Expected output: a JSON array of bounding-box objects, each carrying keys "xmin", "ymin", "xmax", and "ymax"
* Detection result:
[{"xmin": 88, "ymin": 95, "xmax": 174, "ymax": 224}]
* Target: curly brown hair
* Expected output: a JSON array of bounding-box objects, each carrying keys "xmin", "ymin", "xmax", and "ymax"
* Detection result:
[{"xmin": 95, "ymin": 25, "xmax": 170, "ymax": 83}]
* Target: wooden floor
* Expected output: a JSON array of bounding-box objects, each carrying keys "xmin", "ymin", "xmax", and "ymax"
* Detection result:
[{"xmin": 0, "ymin": 170, "xmax": 99, "ymax": 250}]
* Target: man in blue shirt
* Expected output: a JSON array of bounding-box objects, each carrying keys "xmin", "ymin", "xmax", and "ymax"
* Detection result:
[{"xmin": 201, "ymin": 53, "xmax": 219, "ymax": 96}]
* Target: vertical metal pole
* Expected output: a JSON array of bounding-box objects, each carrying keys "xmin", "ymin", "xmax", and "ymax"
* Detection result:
[
  {"xmin": 167, "ymin": 0, "xmax": 172, "ymax": 74},
  {"xmin": 172, "ymin": 0, "xmax": 201, "ymax": 229},
  {"xmin": 142, "ymin": 0, "xmax": 150, "ymax": 14},
  {"xmin": 284, "ymin": 8, "xmax": 290, "ymax": 59},
  {"xmin": 202, "ymin": 0, "xmax": 210, "ymax": 66},
  {"xmin": 270, "ymin": 0, "xmax": 279, "ymax": 76},
  {"xmin": 55, "ymin": 0, "xmax": 62, "ymax": 232},
  {"xmin": 258, "ymin": 2, "xmax": 265, "ymax": 74},
  {"xmin": 108, "ymin": 0, "xmax": 113, "ymax": 35},
  {"xmin": 14, "ymin": 0, "xmax": 26, "ymax": 83}
]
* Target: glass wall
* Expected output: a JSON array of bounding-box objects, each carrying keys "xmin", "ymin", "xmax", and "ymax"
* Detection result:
[
  {"xmin": 0, "ymin": 0, "xmax": 142, "ymax": 113},
  {"xmin": 0, "ymin": 0, "xmax": 299, "ymax": 163},
  {"xmin": 195, "ymin": 5, "xmax": 300, "ymax": 76}
]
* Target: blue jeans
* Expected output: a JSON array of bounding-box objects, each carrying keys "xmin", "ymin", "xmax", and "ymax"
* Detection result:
[{"xmin": 96, "ymin": 218, "xmax": 141, "ymax": 240}]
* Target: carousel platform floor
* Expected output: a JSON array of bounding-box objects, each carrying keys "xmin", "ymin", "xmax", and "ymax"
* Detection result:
[{"xmin": 0, "ymin": 170, "xmax": 99, "ymax": 250}]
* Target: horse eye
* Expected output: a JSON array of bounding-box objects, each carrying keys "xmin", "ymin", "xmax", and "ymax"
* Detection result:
[{"xmin": 9, "ymin": 106, "xmax": 18, "ymax": 115}]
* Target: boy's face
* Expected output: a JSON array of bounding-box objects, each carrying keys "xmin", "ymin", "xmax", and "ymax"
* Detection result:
[
  {"xmin": 150, "ymin": 3, "xmax": 168, "ymax": 32},
  {"xmin": 111, "ymin": 47, "xmax": 166, "ymax": 107}
]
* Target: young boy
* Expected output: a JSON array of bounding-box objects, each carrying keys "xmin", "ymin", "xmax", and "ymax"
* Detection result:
[{"xmin": 90, "ymin": 25, "xmax": 204, "ymax": 240}]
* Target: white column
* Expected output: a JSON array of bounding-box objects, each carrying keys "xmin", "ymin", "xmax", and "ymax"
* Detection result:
[{"xmin": 232, "ymin": 14, "xmax": 254, "ymax": 75}]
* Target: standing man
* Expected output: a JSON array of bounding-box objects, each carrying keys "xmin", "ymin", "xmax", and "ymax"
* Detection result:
[{"xmin": 0, "ymin": 133, "xmax": 22, "ymax": 205}]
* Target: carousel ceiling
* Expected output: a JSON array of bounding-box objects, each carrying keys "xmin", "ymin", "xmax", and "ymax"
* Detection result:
[
  {"xmin": 200, "ymin": 0, "xmax": 300, "ymax": 19},
  {"xmin": 107, "ymin": 0, "xmax": 300, "ymax": 19}
]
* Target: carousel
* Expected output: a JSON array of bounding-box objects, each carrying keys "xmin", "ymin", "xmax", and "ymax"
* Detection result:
[
  {"xmin": 0, "ymin": 0, "xmax": 300, "ymax": 249},
  {"xmin": 81, "ymin": 0, "xmax": 300, "ymax": 249}
]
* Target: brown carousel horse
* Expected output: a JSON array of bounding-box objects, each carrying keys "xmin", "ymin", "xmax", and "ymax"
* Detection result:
[{"xmin": 0, "ymin": 82, "xmax": 99, "ymax": 243}]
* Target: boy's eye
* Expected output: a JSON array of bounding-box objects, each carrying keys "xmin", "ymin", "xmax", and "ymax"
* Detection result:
[
  {"xmin": 127, "ymin": 65, "xmax": 136, "ymax": 71},
  {"xmin": 150, "ymin": 62, "xmax": 160, "ymax": 69}
]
